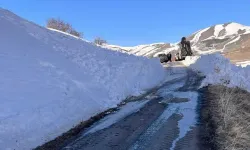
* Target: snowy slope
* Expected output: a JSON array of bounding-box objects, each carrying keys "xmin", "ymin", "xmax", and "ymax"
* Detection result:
[
  {"xmin": 0, "ymin": 8, "xmax": 165, "ymax": 150},
  {"xmin": 104, "ymin": 22, "xmax": 250, "ymax": 59}
]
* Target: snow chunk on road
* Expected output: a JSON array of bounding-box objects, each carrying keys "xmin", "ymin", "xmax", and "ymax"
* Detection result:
[
  {"xmin": 0, "ymin": 8, "xmax": 165, "ymax": 150},
  {"xmin": 184, "ymin": 54, "xmax": 250, "ymax": 92}
]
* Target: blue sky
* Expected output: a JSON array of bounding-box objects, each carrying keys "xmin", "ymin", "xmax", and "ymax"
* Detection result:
[{"xmin": 1, "ymin": 0, "xmax": 250, "ymax": 46}]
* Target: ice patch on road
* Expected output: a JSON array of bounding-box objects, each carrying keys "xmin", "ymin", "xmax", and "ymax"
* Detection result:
[
  {"xmin": 84, "ymin": 100, "xmax": 149, "ymax": 136},
  {"xmin": 169, "ymin": 92, "xmax": 198, "ymax": 150},
  {"xmin": 130, "ymin": 81, "xmax": 191, "ymax": 150},
  {"xmin": 130, "ymin": 92, "xmax": 198, "ymax": 150}
]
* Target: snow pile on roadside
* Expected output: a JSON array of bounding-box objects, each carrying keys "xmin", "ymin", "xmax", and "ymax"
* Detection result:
[
  {"xmin": 183, "ymin": 54, "xmax": 250, "ymax": 92},
  {"xmin": 0, "ymin": 8, "xmax": 165, "ymax": 150}
]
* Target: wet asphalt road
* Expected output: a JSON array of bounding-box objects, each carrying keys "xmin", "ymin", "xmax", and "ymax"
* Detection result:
[{"xmin": 63, "ymin": 66, "xmax": 204, "ymax": 150}]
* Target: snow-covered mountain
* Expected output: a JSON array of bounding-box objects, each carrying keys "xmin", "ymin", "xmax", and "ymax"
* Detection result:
[
  {"xmin": 104, "ymin": 22, "xmax": 250, "ymax": 59},
  {"xmin": 102, "ymin": 42, "xmax": 174, "ymax": 58},
  {"xmin": 0, "ymin": 8, "xmax": 165, "ymax": 149},
  {"xmin": 188, "ymin": 22, "xmax": 250, "ymax": 53}
]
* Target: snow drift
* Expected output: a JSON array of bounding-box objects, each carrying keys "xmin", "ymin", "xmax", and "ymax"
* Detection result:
[
  {"xmin": 183, "ymin": 54, "xmax": 250, "ymax": 92},
  {"xmin": 0, "ymin": 8, "xmax": 165, "ymax": 149}
]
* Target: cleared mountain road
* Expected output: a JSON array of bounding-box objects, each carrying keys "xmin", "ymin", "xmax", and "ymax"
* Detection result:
[{"xmin": 61, "ymin": 65, "xmax": 204, "ymax": 150}]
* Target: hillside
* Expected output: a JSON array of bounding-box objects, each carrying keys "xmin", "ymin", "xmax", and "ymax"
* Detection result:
[
  {"xmin": 104, "ymin": 22, "xmax": 250, "ymax": 63},
  {"xmin": 0, "ymin": 8, "xmax": 165, "ymax": 150},
  {"xmin": 102, "ymin": 43, "xmax": 175, "ymax": 58},
  {"xmin": 224, "ymin": 38, "xmax": 250, "ymax": 63}
]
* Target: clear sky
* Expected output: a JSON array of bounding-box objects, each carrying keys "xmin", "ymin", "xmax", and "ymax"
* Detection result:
[{"xmin": 1, "ymin": 0, "xmax": 250, "ymax": 46}]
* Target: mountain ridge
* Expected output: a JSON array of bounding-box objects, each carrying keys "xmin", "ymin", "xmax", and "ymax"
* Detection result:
[{"xmin": 103, "ymin": 22, "xmax": 250, "ymax": 61}]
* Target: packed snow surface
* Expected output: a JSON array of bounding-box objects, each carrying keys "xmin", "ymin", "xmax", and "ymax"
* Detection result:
[
  {"xmin": 183, "ymin": 54, "xmax": 250, "ymax": 92},
  {"xmin": 0, "ymin": 8, "xmax": 165, "ymax": 150}
]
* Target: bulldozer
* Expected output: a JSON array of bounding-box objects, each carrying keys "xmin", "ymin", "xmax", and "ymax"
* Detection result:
[{"xmin": 158, "ymin": 37, "xmax": 193, "ymax": 63}]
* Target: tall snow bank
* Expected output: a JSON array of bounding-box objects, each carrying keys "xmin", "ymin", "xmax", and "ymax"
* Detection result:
[
  {"xmin": 0, "ymin": 8, "xmax": 165, "ymax": 149},
  {"xmin": 183, "ymin": 54, "xmax": 250, "ymax": 92}
]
